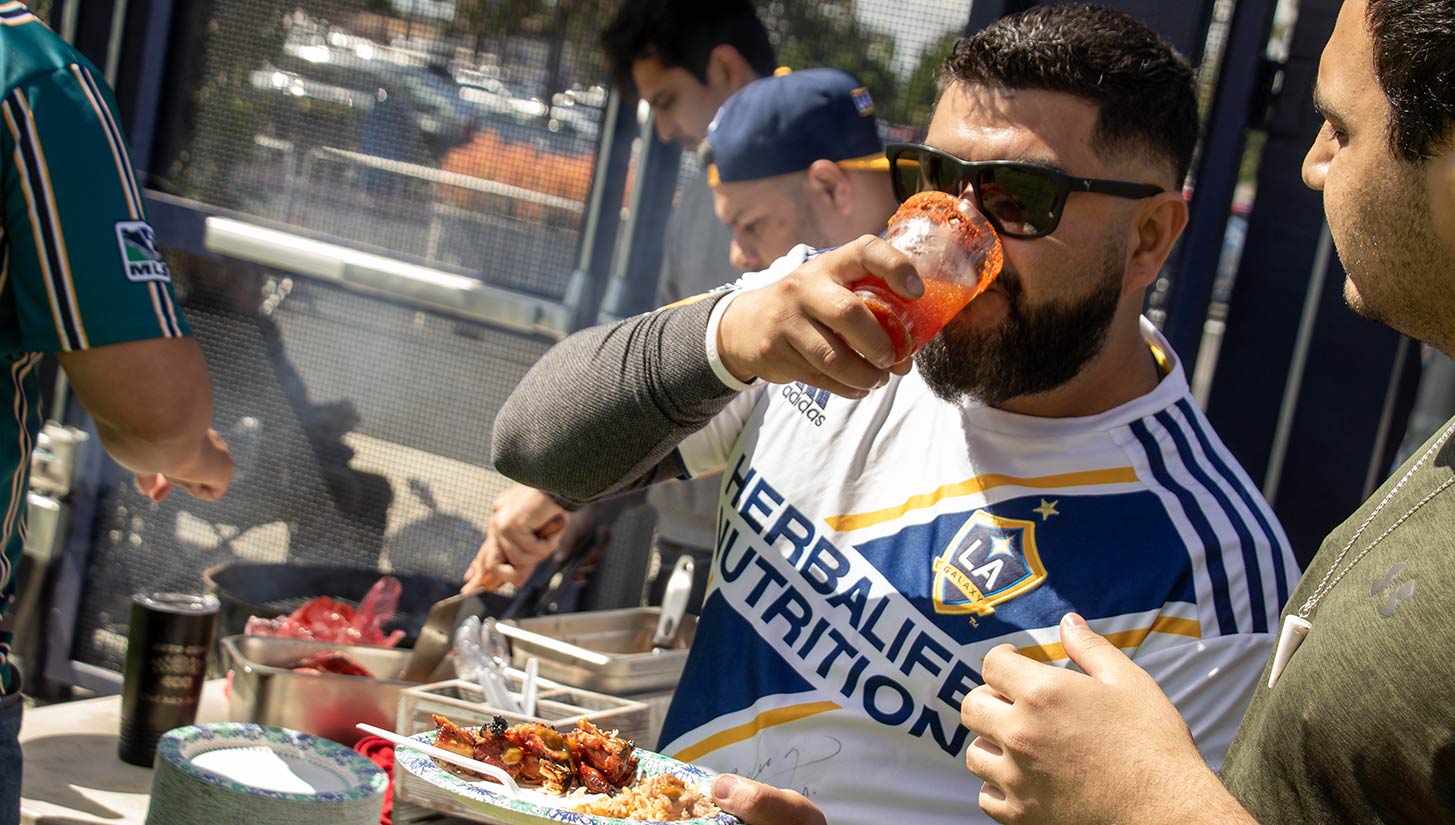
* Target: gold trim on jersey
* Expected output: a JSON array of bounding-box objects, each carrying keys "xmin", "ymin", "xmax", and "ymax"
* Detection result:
[
  {"xmin": 670, "ymin": 700, "xmax": 841, "ymax": 763},
  {"xmin": 823, "ymin": 466, "xmax": 1140, "ymax": 532},
  {"xmin": 70, "ymin": 64, "xmax": 144, "ymax": 220},
  {"xmin": 2, "ymin": 354, "xmax": 41, "ymax": 588},
  {"xmin": 0, "ymin": 1, "xmax": 37, "ymax": 27},
  {"xmin": 4, "ymin": 98, "xmax": 76, "ymax": 349},
  {"xmin": 4, "ymin": 89, "xmax": 89, "ymax": 349},
  {"xmin": 1016, "ymin": 614, "xmax": 1202, "ymax": 662},
  {"xmin": 71, "ymin": 63, "xmax": 182, "ymax": 339}
]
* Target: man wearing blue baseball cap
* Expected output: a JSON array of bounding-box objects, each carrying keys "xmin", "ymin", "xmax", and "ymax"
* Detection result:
[{"xmin": 706, "ymin": 68, "xmax": 900, "ymax": 272}]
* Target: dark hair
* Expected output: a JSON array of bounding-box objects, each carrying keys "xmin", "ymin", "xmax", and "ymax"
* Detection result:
[
  {"xmin": 602, "ymin": 0, "xmax": 775, "ymax": 89},
  {"xmin": 940, "ymin": 4, "xmax": 1198, "ymax": 186},
  {"xmin": 1366, "ymin": 0, "xmax": 1455, "ymax": 162}
]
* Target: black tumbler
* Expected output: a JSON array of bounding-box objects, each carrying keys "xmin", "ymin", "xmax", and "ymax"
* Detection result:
[{"xmin": 117, "ymin": 592, "xmax": 220, "ymax": 767}]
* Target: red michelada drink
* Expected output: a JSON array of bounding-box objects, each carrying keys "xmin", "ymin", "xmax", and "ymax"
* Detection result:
[{"xmin": 852, "ymin": 191, "xmax": 1003, "ymax": 360}]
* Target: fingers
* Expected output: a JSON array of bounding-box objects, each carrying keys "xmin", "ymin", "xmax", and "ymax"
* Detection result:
[
  {"xmin": 461, "ymin": 547, "xmax": 507, "ymax": 593},
  {"xmin": 849, "ymin": 234, "xmax": 924, "ymax": 300},
  {"xmin": 722, "ymin": 282, "xmax": 892, "ymax": 393},
  {"xmin": 175, "ymin": 479, "xmax": 225, "ymax": 501},
  {"xmin": 496, "ymin": 519, "xmax": 562, "ymax": 569},
  {"xmin": 979, "ymin": 643, "xmax": 1051, "ymax": 699},
  {"xmin": 711, "ymin": 775, "xmax": 827, "ymax": 825},
  {"xmin": 158, "ymin": 430, "xmax": 234, "ymax": 502},
  {"xmin": 718, "ymin": 237, "xmax": 931, "ymax": 393},
  {"xmin": 476, "ymin": 533, "xmax": 531, "ymax": 588},
  {"xmin": 1058, "ymin": 612, "xmax": 1137, "ymax": 683},
  {"xmin": 978, "ymin": 781, "xmax": 1017, "ymax": 824},
  {"xmin": 787, "ymin": 319, "xmax": 889, "ymax": 399},
  {"xmin": 134, "ymin": 473, "xmax": 172, "ymax": 502},
  {"xmin": 966, "ymin": 738, "xmax": 1022, "ymax": 825},
  {"xmin": 482, "ymin": 486, "xmax": 568, "ymax": 577},
  {"xmin": 961, "ymin": 682, "xmax": 1012, "ymax": 739},
  {"xmin": 461, "ymin": 556, "xmax": 483, "ymax": 592}
]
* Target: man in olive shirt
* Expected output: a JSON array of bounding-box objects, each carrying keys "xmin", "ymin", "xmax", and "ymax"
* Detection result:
[{"xmin": 958, "ymin": 1, "xmax": 1455, "ymax": 823}]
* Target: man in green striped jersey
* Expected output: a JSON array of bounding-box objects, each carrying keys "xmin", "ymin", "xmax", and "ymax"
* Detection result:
[{"xmin": 0, "ymin": 4, "xmax": 233, "ymax": 816}]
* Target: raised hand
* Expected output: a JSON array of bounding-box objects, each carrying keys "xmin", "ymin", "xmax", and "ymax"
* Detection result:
[
  {"xmin": 716, "ymin": 235, "xmax": 920, "ymax": 398},
  {"xmin": 133, "ymin": 427, "xmax": 232, "ymax": 502},
  {"xmin": 461, "ymin": 484, "xmax": 567, "ymax": 592},
  {"xmin": 710, "ymin": 775, "xmax": 828, "ymax": 825},
  {"xmin": 961, "ymin": 613, "xmax": 1256, "ymax": 825}
]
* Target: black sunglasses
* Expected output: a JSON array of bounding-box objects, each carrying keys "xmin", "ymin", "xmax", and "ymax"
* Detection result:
[{"xmin": 886, "ymin": 143, "xmax": 1165, "ymax": 239}]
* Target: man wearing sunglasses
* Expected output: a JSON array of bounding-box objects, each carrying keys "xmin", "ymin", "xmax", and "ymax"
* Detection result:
[
  {"xmin": 491, "ymin": 7, "xmax": 1295, "ymax": 825},
  {"xmin": 958, "ymin": 1, "xmax": 1455, "ymax": 824}
]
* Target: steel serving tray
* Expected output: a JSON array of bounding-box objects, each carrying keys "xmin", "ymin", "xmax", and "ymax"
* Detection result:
[
  {"xmin": 222, "ymin": 634, "xmax": 445, "ymax": 745},
  {"xmin": 499, "ymin": 608, "xmax": 695, "ymax": 695}
]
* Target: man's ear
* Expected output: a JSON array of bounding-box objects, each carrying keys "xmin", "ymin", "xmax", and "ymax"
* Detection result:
[
  {"xmin": 805, "ymin": 160, "xmax": 852, "ymax": 216},
  {"xmin": 1124, "ymin": 191, "xmax": 1188, "ymax": 292},
  {"xmin": 706, "ymin": 45, "xmax": 755, "ymax": 93}
]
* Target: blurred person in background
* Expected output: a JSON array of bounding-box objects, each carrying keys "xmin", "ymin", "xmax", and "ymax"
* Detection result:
[
  {"xmin": 958, "ymin": 1, "xmax": 1455, "ymax": 823},
  {"xmin": 707, "ymin": 68, "xmax": 900, "ymax": 274},
  {"xmin": 490, "ymin": 7, "xmax": 1298, "ymax": 824},
  {"xmin": 0, "ymin": 7, "xmax": 233, "ymax": 820},
  {"xmin": 463, "ymin": 0, "xmax": 776, "ymax": 613}
]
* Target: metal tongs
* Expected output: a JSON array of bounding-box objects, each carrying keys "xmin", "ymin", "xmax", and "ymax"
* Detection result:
[{"xmin": 652, "ymin": 555, "xmax": 695, "ymax": 649}]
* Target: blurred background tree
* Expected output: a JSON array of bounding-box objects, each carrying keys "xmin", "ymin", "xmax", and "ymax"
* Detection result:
[
  {"xmin": 763, "ymin": 0, "xmax": 903, "ymax": 122},
  {"xmin": 900, "ymin": 29, "xmax": 960, "ymax": 127}
]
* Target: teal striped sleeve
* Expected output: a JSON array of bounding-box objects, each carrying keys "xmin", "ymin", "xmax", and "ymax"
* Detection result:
[{"xmin": 1, "ymin": 62, "xmax": 190, "ymax": 354}]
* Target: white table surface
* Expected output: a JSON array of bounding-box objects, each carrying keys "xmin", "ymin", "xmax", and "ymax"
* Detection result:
[{"xmin": 19, "ymin": 680, "xmax": 230, "ymax": 824}]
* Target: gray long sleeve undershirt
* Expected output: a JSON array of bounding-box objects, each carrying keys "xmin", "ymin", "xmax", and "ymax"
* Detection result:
[{"xmin": 490, "ymin": 295, "xmax": 739, "ymax": 506}]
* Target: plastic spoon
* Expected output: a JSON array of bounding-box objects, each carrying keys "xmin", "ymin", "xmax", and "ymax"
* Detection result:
[{"xmin": 520, "ymin": 657, "xmax": 539, "ymax": 718}]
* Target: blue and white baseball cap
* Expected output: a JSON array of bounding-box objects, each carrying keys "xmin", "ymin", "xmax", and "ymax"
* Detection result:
[{"xmin": 705, "ymin": 67, "xmax": 888, "ymax": 186}]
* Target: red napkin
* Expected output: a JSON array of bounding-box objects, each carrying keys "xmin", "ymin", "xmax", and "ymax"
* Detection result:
[{"xmin": 353, "ymin": 735, "xmax": 395, "ymax": 825}]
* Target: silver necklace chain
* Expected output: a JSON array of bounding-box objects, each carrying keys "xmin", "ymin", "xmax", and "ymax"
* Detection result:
[{"xmin": 1297, "ymin": 418, "xmax": 1455, "ymax": 619}]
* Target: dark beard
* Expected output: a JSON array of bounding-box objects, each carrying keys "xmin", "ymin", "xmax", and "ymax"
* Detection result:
[{"xmin": 914, "ymin": 251, "xmax": 1123, "ymax": 407}]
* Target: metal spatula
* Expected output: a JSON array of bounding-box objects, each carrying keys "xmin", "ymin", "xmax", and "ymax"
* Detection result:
[{"xmin": 400, "ymin": 588, "xmax": 485, "ymax": 682}]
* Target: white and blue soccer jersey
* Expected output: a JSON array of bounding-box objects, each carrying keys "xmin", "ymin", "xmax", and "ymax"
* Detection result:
[{"xmin": 662, "ymin": 257, "xmax": 1298, "ymax": 825}]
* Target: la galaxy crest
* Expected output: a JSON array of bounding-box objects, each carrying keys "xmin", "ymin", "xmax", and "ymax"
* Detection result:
[{"xmin": 932, "ymin": 510, "xmax": 1046, "ymax": 616}]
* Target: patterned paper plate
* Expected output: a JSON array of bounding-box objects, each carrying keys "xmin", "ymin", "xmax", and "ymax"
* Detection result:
[
  {"xmin": 158, "ymin": 722, "xmax": 388, "ymax": 803},
  {"xmin": 395, "ymin": 729, "xmax": 741, "ymax": 825}
]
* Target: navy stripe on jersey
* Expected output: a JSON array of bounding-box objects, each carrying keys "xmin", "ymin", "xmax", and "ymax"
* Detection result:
[
  {"xmin": 74, "ymin": 65, "xmax": 144, "ymax": 218},
  {"xmin": 1130, "ymin": 418, "xmax": 1239, "ymax": 635},
  {"xmin": 1175, "ymin": 399, "xmax": 1292, "ymax": 608},
  {"xmin": 1155, "ymin": 409, "xmax": 1267, "ymax": 633},
  {"xmin": 4, "ymin": 91, "xmax": 82, "ymax": 350}
]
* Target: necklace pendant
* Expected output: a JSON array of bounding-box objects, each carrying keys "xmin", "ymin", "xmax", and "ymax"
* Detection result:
[{"xmin": 1268, "ymin": 614, "xmax": 1312, "ymax": 688}]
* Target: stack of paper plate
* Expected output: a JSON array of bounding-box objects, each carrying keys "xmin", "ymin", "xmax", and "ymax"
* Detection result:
[{"xmin": 146, "ymin": 723, "xmax": 386, "ymax": 824}]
